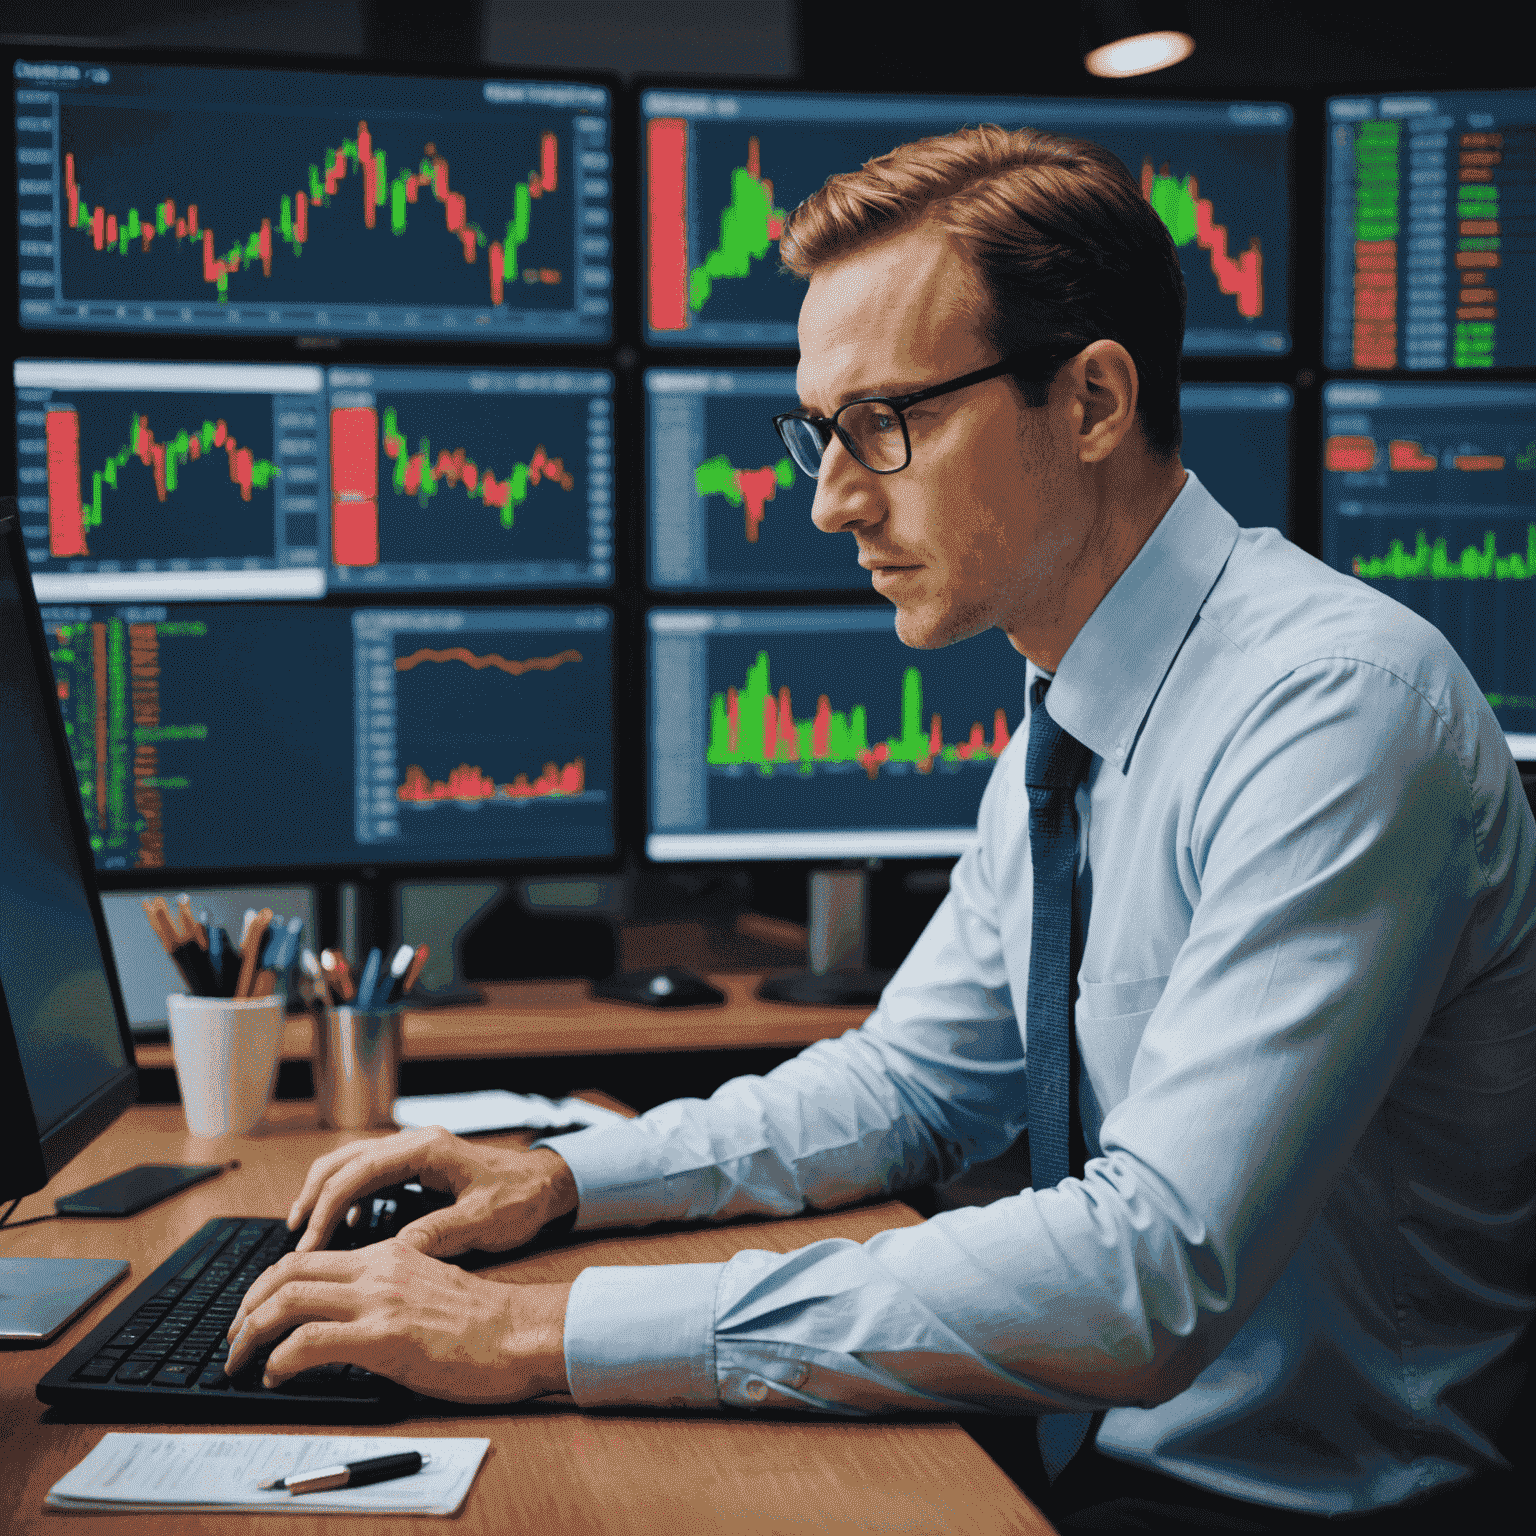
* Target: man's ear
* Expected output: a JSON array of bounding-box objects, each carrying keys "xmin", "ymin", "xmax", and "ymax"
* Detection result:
[{"xmin": 1066, "ymin": 341, "xmax": 1139, "ymax": 465}]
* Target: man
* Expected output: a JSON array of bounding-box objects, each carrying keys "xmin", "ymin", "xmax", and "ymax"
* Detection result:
[{"xmin": 227, "ymin": 127, "xmax": 1536, "ymax": 1532}]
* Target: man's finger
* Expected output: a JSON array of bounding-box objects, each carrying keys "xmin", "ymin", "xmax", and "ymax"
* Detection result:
[
  {"xmin": 225, "ymin": 1279, "xmax": 362, "ymax": 1375},
  {"xmin": 287, "ymin": 1127, "xmax": 442, "ymax": 1231},
  {"xmin": 261, "ymin": 1320, "xmax": 377, "ymax": 1387},
  {"xmin": 294, "ymin": 1131, "xmax": 462, "ymax": 1251},
  {"xmin": 393, "ymin": 1208, "xmax": 476, "ymax": 1258},
  {"xmin": 286, "ymin": 1141, "xmax": 379, "ymax": 1229},
  {"xmin": 229, "ymin": 1250, "xmax": 364, "ymax": 1336}
]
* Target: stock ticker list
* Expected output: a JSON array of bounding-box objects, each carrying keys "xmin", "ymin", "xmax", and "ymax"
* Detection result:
[
  {"xmin": 644, "ymin": 92, "xmax": 1290, "ymax": 357},
  {"xmin": 14, "ymin": 59, "xmax": 613, "ymax": 341},
  {"xmin": 1327, "ymin": 90, "xmax": 1536, "ymax": 370}
]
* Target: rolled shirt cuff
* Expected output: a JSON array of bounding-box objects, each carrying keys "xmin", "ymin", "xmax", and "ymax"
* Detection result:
[{"xmin": 563, "ymin": 1262, "xmax": 722, "ymax": 1409}]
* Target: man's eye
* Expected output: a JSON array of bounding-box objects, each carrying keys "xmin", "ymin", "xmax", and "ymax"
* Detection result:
[{"xmin": 869, "ymin": 410, "xmax": 901, "ymax": 433}]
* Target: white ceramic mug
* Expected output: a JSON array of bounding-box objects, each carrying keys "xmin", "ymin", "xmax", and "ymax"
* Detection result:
[{"xmin": 165, "ymin": 994, "xmax": 285, "ymax": 1137}]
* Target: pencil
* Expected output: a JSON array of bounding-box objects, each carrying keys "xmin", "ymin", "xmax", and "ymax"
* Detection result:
[
  {"xmin": 235, "ymin": 908, "xmax": 273, "ymax": 999},
  {"xmin": 141, "ymin": 898, "xmax": 179, "ymax": 952}
]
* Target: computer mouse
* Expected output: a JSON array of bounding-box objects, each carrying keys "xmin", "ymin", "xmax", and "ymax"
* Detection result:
[
  {"xmin": 590, "ymin": 967, "xmax": 727, "ymax": 1008},
  {"xmin": 327, "ymin": 1182, "xmax": 455, "ymax": 1250}
]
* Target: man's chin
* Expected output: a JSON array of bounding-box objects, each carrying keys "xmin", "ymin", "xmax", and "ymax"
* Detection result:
[{"xmin": 891, "ymin": 601, "xmax": 992, "ymax": 651}]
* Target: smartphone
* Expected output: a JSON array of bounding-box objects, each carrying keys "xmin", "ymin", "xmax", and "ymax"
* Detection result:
[{"xmin": 55, "ymin": 1163, "xmax": 228, "ymax": 1217}]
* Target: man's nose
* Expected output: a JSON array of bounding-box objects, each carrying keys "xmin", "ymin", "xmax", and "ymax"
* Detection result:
[{"xmin": 810, "ymin": 434, "xmax": 881, "ymax": 535}]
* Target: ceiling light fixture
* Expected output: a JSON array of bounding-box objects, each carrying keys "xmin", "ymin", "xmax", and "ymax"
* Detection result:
[{"xmin": 1081, "ymin": 0, "xmax": 1196, "ymax": 79}]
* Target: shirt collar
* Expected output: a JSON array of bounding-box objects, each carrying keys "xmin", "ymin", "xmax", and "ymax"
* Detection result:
[{"xmin": 1040, "ymin": 470, "xmax": 1239, "ymax": 773}]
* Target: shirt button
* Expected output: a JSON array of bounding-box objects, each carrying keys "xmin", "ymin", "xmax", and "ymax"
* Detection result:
[{"xmin": 744, "ymin": 1379, "xmax": 768, "ymax": 1402}]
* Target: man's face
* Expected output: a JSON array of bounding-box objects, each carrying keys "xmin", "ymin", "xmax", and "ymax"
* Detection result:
[{"xmin": 796, "ymin": 221, "xmax": 1084, "ymax": 654}]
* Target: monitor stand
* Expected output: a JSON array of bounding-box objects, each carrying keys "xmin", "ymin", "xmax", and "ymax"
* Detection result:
[
  {"xmin": 757, "ymin": 870, "xmax": 893, "ymax": 1007},
  {"xmin": 0, "ymin": 1256, "xmax": 129, "ymax": 1346},
  {"xmin": 393, "ymin": 880, "xmax": 502, "ymax": 1007}
]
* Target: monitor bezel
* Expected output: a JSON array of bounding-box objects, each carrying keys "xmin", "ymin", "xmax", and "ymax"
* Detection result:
[{"xmin": 0, "ymin": 499, "xmax": 139, "ymax": 1204}]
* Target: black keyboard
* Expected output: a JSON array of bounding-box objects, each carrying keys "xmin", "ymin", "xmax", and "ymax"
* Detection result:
[{"xmin": 37, "ymin": 1187, "xmax": 449, "ymax": 1420}]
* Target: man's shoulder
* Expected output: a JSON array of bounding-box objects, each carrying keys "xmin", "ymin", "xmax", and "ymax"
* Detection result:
[{"xmin": 1195, "ymin": 527, "xmax": 1468, "ymax": 713}]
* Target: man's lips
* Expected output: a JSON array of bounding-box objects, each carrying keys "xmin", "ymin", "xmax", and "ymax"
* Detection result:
[{"xmin": 859, "ymin": 555, "xmax": 922, "ymax": 572}]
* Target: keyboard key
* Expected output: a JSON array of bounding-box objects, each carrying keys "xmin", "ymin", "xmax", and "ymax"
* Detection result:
[
  {"xmin": 196, "ymin": 1367, "xmax": 235, "ymax": 1390},
  {"xmin": 113, "ymin": 1359, "xmax": 157, "ymax": 1384},
  {"xmin": 73, "ymin": 1356, "xmax": 121, "ymax": 1383},
  {"xmin": 153, "ymin": 1365, "xmax": 197, "ymax": 1387},
  {"xmin": 107, "ymin": 1324, "xmax": 156, "ymax": 1350}
]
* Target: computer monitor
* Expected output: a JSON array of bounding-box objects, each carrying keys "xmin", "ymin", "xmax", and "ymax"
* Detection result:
[
  {"xmin": 14, "ymin": 359, "xmax": 616, "ymax": 599},
  {"xmin": 12, "ymin": 55, "xmax": 613, "ymax": 342},
  {"xmin": 1324, "ymin": 89, "xmax": 1536, "ymax": 371},
  {"xmin": 0, "ymin": 498, "xmax": 140, "ymax": 1331},
  {"xmin": 644, "ymin": 375, "xmax": 1296, "ymax": 592},
  {"xmin": 1319, "ymin": 380, "xmax": 1536, "ymax": 760},
  {"xmin": 1180, "ymin": 384, "xmax": 1293, "ymax": 536},
  {"xmin": 642, "ymin": 89, "xmax": 1291, "ymax": 356},
  {"xmin": 647, "ymin": 607, "xmax": 1028, "ymax": 862},
  {"xmin": 41, "ymin": 599, "xmax": 616, "ymax": 876}
]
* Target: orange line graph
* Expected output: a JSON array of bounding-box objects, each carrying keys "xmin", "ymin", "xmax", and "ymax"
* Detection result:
[{"xmin": 394, "ymin": 646, "xmax": 583, "ymax": 676}]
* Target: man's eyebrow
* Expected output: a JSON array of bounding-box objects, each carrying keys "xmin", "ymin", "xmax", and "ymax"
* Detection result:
[{"xmin": 797, "ymin": 378, "xmax": 930, "ymax": 413}]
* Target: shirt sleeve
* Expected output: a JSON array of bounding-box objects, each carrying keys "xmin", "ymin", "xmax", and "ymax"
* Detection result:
[{"xmin": 554, "ymin": 659, "xmax": 1510, "ymax": 1416}]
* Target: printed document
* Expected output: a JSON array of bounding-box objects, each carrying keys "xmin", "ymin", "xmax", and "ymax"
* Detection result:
[
  {"xmin": 393, "ymin": 1088, "xmax": 627, "ymax": 1135},
  {"xmin": 46, "ymin": 1433, "xmax": 490, "ymax": 1515}
]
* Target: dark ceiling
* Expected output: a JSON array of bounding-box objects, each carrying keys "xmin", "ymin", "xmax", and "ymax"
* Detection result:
[{"xmin": 3, "ymin": 0, "xmax": 1532, "ymax": 90}]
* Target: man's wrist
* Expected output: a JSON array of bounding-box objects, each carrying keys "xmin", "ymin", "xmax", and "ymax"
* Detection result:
[
  {"xmin": 497, "ymin": 1280, "xmax": 573, "ymax": 1399},
  {"xmin": 527, "ymin": 1146, "xmax": 579, "ymax": 1228}
]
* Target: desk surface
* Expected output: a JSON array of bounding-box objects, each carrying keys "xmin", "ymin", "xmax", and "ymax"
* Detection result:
[
  {"xmin": 133, "ymin": 974, "xmax": 872, "ymax": 1071},
  {"xmin": 1, "ymin": 1101, "xmax": 1053, "ymax": 1535}
]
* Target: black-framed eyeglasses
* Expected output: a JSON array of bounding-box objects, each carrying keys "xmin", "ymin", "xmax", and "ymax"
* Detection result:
[{"xmin": 772, "ymin": 344, "xmax": 1076, "ymax": 479}]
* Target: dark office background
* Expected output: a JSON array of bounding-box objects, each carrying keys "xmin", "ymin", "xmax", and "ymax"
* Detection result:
[
  {"xmin": 2, "ymin": 1, "xmax": 1532, "ymax": 89},
  {"xmin": 6, "ymin": 0, "xmax": 1533, "ymax": 1106}
]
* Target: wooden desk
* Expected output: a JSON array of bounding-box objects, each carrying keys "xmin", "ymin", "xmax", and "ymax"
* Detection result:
[
  {"xmin": 134, "ymin": 974, "xmax": 871, "ymax": 1072},
  {"xmin": 1, "ymin": 1102, "xmax": 1054, "ymax": 1535}
]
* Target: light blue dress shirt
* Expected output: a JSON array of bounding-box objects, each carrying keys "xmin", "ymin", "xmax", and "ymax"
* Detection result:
[{"xmin": 544, "ymin": 472, "xmax": 1536, "ymax": 1517}]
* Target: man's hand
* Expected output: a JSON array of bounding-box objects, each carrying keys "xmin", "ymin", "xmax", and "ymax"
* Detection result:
[
  {"xmin": 287, "ymin": 1126, "xmax": 578, "ymax": 1258},
  {"xmin": 224, "ymin": 1240, "xmax": 571, "ymax": 1402}
]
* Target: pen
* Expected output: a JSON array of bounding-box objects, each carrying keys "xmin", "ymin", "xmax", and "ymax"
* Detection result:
[
  {"xmin": 402, "ymin": 943, "xmax": 430, "ymax": 997},
  {"xmin": 380, "ymin": 942, "xmax": 415, "ymax": 1005},
  {"xmin": 258, "ymin": 1450, "xmax": 430, "ymax": 1495},
  {"xmin": 355, "ymin": 946, "xmax": 383, "ymax": 1010}
]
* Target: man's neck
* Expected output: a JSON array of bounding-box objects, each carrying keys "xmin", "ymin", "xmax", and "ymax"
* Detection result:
[{"xmin": 1008, "ymin": 458, "xmax": 1187, "ymax": 670}]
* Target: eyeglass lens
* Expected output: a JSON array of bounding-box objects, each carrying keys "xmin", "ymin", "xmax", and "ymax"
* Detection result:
[{"xmin": 779, "ymin": 400, "xmax": 910, "ymax": 478}]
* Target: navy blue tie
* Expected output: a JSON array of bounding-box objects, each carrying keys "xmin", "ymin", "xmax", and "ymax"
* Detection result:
[{"xmin": 1024, "ymin": 676, "xmax": 1095, "ymax": 1481}]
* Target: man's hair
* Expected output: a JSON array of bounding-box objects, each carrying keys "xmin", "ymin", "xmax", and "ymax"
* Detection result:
[{"xmin": 779, "ymin": 124, "xmax": 1186, "ymax": 459}]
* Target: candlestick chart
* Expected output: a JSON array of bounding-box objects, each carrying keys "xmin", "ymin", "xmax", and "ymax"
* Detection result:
[
  {"xmin": 645, "ymin": 94, "xmax": 1288, "ymax": 353},
  {"xmin": 648, "ymin": 610, "xmax": 1027, "ymax": 856},
  {"xmin": 1321, "ymin": 382, "xmax": 1536, "ymax": 735},
  {"xmin": 647, "ymin": 369, "xmax": 866, "ymax": 589},
  {"xmin": 327, "ymin": 369, "xmax": 612, "ymax": 589},
  {"xmin": 16, "ymin": 63, "xmax": 612, "ymax": 340},
  {"xmin": 355, "ymin": 609, "xmax": 613, "ymax": 859},
  {"xmin": 14, "ymin": 377, "xmax": 324, "ymax": 579},
  {"xmin": 41, "ymin": 603, "xmax": 355, "ymax": 871}
]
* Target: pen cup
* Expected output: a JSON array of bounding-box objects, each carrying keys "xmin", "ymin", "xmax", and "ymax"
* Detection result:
[
  {"xmin": 313, "ymin": 1007, "xmax": 403, "ymax": 1131},
  {"xmin": 165, "ymin": 994, "xmax": 286, "ymax": 1138}
]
